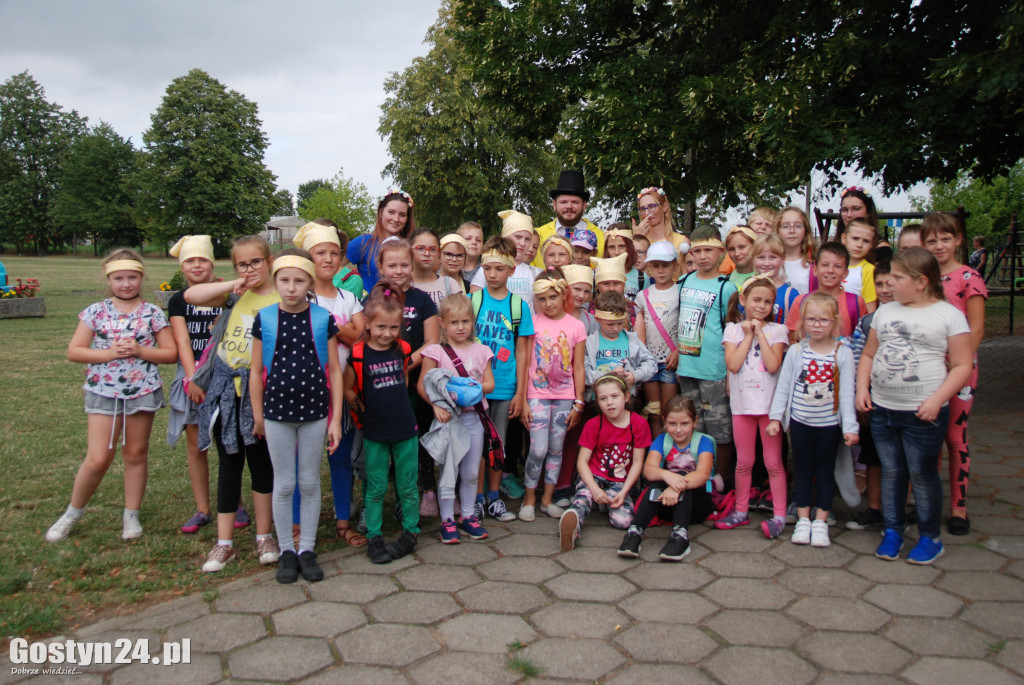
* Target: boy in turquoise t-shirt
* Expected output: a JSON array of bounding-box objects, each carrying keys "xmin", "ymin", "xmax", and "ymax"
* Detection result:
[
  {"xmin": 675, "ymin": 225, "xmax": 738, "ymax": 489},
  {"xmin": 472, "ymin": 236, "xmax": 535, "ymax": 522}
]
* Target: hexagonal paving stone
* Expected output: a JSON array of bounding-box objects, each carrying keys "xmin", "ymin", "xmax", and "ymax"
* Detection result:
[
  {"xmin": 834, "ymin": 529, "xmax": 887, "ymax": 555},
  {"xmin": 477, "ymin": 556, "xmax": 564, "ymax": 584},
  {"xmin": 522, "ymin": 637, "xmax": 625, "ymax": 680},
  {"xmin": 1008, "ymin": 560, "xmax": 1024, "ymax": 581},
  {"xmin": 492, "ymin": 533, "xmax": 560, "ymax": 557},
  {"xmin": 576, "ymin": 524, "xmax": 631, "ymax": 548},
  {"xmin": 699, "ymin": 552, "xmax": 786, "ymax": 578},
  {"xmin": 109, "ymin": 653, "xmax": 222, "ymax": 685},
  {"xmin": 407, "ymin": 652, "xmax": 517, "ymax": 685},
  {"xmin": 863, "ymin": 584, "xmax": 962, "ymax": 617},
  {"xmin": 216, "ymin": 584, "xmax": 307, "ymax": 614},
  {"xmin": 768, "ymin": 540, "xmax": 855, "ymax": 567},
  {"xmin": 457, "ymin": 581, "xmax": 548, "ymax": 614},
  {"xmin": 503, "ymin": 517, "xmax": 560, "ymax": 535},
  {"xmin": 308, "ymin": 573, "xmax": 398, "ymax": 604},
  {"xmin": 336, "ymin": 550, "xmax": 421, "ymax": 574},
  {"xmin": 706, "ymin": 610, "xmax": 804, "ymax": 647},
  {"xmin": 530, "ymin": 602, "xmax": 629, "ymax": 638},
  {"xmin": 776, "ymin": 568, "xmax": 872, "ymax": 598},
  {"xmin": 335, "ymin": 624, "xmax": 441, "ymax": 667},
  {"xmin": 704, "ymin": 646, "xmax": 817, "ymax": 685},
  {"xmin": 997, "ymin": 640, "xmax": 1024, "ymax": 677},
  {"xmin": 614, "ymin": 623, "xmax": 717, "ymax": 663},
  {"xmin": 961, "ymin": 601, "xmax": 1024, "ymax": 638},
  {"xmin": 884, "ymin": 617, "xmax": 991, "ymax": 658},
  {"xmin": 396, "ymin": 564, "xmax": 482, "ymax": 592},
  {"xmin": 936, "ymin": 571, "xmax": 1024, "ymax": 601},
  {"xmin": 848, "ymin": 556, "xmax": 941, "ymax": 584},
  {"xmin": 799, "ymin": 632, "xmax": 910, "ymax": 673},
  {"xmin": 273, "ymin": 601, "xmax": 366, "ymax": 638},
  {"xmin": 933, "ymin": 544, "xmax": 1010, "ymax": 571},
  {"xmin": 983, "ymin": 536, "xmax": 1024, "ymax": 559},
  {"xmin": 367, "ymin": 591, "xmax": 461, "ymax": 624},
  {"xmin": 812, "ymin": 676, "xmax": 903, "ymax": 685},
  {"xmin": 416, "ymin": 542, "xmax": 498, "ymax": 566},
  {"xmin": 300, "ymin": 664, "xmax": 410, "ymax": 685},
  {"xmin": 228, "ymin": 637, "xmax": 334, "ymax": 681},
  {"xmin": 436, "ymin": 613, "xmax": 536, "ymax": 653},
  {"xmin": 699, "ymin": 529, "xmax": 777, "ymax": 553},
  {"xmin": 638, "ymin": 539, "xmax": 711, "ymax": 563},
  {"xmin": 120, "ymin": 598, "xmax": 210, "ymax": 631},
  {"xmin": 623, "ymin": 562, "xmax": 714, "ymax": 591},
  {"xmin": 617, "ymin": 590, "xmax": 718, "ymax": 623},
  {"xmin": 545, "ymin": 572, "xmax": 637, "ymax": 602},
  {"xmin": 166, "ymin": 613, "xmax": 267, "ymax": 653},
  {"xmin": 786, "ymin": 597, "xmax": 890, "ymax": 632},
  {"xmin": 902, "ymin": 656, "xmax": 1023, "ymax": 685},
  {"xmin": 701, "ymin": 578, "xmax": 795, "ymax": 610},
  {"xmin": 604, "ymin": 664, "xmax": 715, "ymax": 685},
  {"xmin": 556, "ymin": 547, "xmax": 639, "ymax": 572}
]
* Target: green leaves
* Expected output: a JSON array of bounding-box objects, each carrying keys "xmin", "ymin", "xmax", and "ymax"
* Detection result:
[{"xmin": 297, "ymin": 169, "xmax": 375, "ymax": 237}]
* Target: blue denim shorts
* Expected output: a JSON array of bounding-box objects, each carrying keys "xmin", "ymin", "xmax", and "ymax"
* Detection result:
[{"xmin": 652, "ymin": 362, "xmax": 677, "ymax": 384}]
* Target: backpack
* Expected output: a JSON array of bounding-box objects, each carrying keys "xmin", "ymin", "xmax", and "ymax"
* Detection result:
[
  {"xmin": 259, "ymin": 303, "xmax": 331, "ymax": 378},
  {"xmin": 348, "ymin": 339, "xmax": 412, "ymax": 429},
  {"xmin": 190, "ymin": 292, "xmax": 240, "ymax": 393},
  {"xmin": 659, "ymin": 430, "xmax": 717, "ymax": 493},
  {"xmin": 677, "ymin": 272, "xmax": 730, "ymax": 329},
  {"xmin": 471, "ymin": 289, "xmax": 524, "ymax": 337}
]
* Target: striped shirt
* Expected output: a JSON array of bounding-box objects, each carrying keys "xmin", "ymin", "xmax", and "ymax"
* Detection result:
[{"xmin": 790, "ymin": 344, "xmax": 840, "ymax": 427}]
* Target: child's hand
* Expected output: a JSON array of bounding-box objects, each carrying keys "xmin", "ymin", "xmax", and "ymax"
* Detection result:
[
  {"xmin": 592, "ymin": 488, "xmax": 612, "ymax": 506},
  {"xmin": 855, "ymin": 390, "xmax": 873, "ymax": 413},
  {"xmin": 665, "ymin": 349, "xmax": 679, "ymax": 371},
  {"xmin": 519, "ymin": 401, "xmax": 533, "ymax": 429},
  {"xmin": 346, "ymin": 393, "xmax": 364, "ymax": 413},
  {"xmin": 231, "ymin": 277, "xmax": 251, "ymax": 297},
  {"xmin": 609, "ymin": 490, "xmax": 627, "ymax": 509},
  {"xmin": 186, "ymin": 382, "xmax": 206, "ymax": 405},
  {"xmin": 664, "ymin": 472, "xmax": 687, "ymax": 492},
  {"xmin": 661, "ymin": 487, "xmax": 681, "ymax": 506},
  {"xmin": 740, "ymin": 320, "xmax": 753, "ymax": 335},
  {"xmin": 566, "ymin": 407, "xmax": 581, "ymax": 431},
  {"xmin": 750, "ymin": 319, "xmax": 762, "ymax": 335},
  {"xmin": 766, "ymin": 420, "xmax": 781, "ymax": 437},
  {"xmin": 843, "ymin": 432, "xmax": 859, "ymax": 446},
  {"xmin": 916, "ymin": 396, "xmax": 943, "ymax": 423},
  {"xmin": 327, "ymin": 421, "xmax": 342, "ymax": 452},
  {"xmin": 433, "ymin": 406, "xmax": 452, "ymax": 424},
  {"xmin": 509, "ymin": 393, "xmax": 524, "ymax": 419},
  {"xmin": 252, "ymin": 416, "xmax": 265, "ymax": 439}
]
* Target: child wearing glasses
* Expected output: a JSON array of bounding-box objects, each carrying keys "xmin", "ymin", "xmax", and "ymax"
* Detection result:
[
  {"xmin": 438, "ymin": 233, "xmax": 471, "ymax": 293},
  {"xmin": 411, "ymin": 227, "xmax": 463, "ymax": 306}
]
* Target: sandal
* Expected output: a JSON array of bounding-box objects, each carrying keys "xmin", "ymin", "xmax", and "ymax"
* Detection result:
[{"xmin": 337, "ymin": 523, "xmax": 367, "ymax": 547}]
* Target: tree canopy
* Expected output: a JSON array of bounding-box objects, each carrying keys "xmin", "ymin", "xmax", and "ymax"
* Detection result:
[
  {"xmin": 453, "ymin": 0, "xmax": 1024, "ymax": 217},
  {"xmin": 135, "ymin": 68, "xmax": 277, "ymax": 256},
  {"xmin": 379, "ymin": 1, "xmax": 561, "ymax": 234},
  {"xmin": 913, "ymin": 159, "xmax": 1024, "ymax": 246},
  {"xmin": 296, "ymin": 168, "xmax": 375, "ymax": 237}
]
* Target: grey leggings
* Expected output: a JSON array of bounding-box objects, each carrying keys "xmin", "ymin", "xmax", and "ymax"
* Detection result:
[{"xmin": 265, "ymin": 417, "xmax": 327, "ymax": 553}]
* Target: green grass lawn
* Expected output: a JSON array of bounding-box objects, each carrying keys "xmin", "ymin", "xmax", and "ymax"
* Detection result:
[{"xmin": 0, "ymin": 255, "xmax": 369, "ymax": 639}]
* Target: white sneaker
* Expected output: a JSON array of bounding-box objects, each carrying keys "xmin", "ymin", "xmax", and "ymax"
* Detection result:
[
  {"xmin": 810, "ymin": 519, "xmax": 831, "ymax": 547},
  {"xmin": 791, "ymin": 517, "xmax": 811, "ymax": 545},
  {"xmin": 46, "ymin": 513, "xmax": 79, "ymax": 542},
  {"xmin": 487, "ymin": 497, "xmax": 517, "ymax": 523},
  {"xmin": 553, "ymin": 497, "xmax": 571, "ymax": 509},
  {"xmin": 518, "ymin": 504, "xmax": 536, "ymax": 522},
  {"xmin": 543, "ymin": 503, "xmax": 564, "ymax": 518},
  {"xmin": 257, "ymin": 536, "xmax": 280, "ymax": 565},
  {"xmin": 121, "ymin": 514, "xmax": 143, "ymax": 540},
  {"xmin": 202, "ymin": 544, "xmax": 236, "ymax": 573}
]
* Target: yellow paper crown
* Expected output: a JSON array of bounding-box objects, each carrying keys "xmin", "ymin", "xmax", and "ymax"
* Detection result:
[
  {"xmin": 541, "ymin": 234, "xmax": 572, "ymax": 256},
  {"xmin": 498, "ymin": 209, "xmax": 534, "ymax": 238},
  {"xmin": 293, "ymin": 222, "xmax": 340, "ymax": 251},
  {"xmin": 562, "ymin": 264, "xmax": 594, "ymax": 287},
  {"xmin": 105, "ymin": 259, "xmax": 144, "ymax": 275},
  {"xmin": 589, "ymin": 253, "xmax": 628, "ymax": 283},
  {"xmin": 272, "ymin": 255, "xmax": 315, "ymax": 279},
  {"xmin": 169, "ymin": 235, "xmax": 214, "ymax": 265},
  {"xmin": 440, "ymin": 234, "xmax": 468, "ymax": 250}
]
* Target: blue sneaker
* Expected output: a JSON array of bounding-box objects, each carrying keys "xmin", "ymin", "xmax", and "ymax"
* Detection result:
[
  {"xmin": 439, "ymin": 518, "xmax": 461, "ymax": 544},
  {"xmin": 907, "ymin": 536, "xmax": 944, "ymax": 565},
  {"xmin": 458, "ymin": 515, "xmax": 489, "ymax": 540},
  {"xmin": 500, "ymin": 474, "xmax": 525, "ymax": 499},
  {"xmin": 875, "ymin": 528, "xmax": 904, "ymax": 561}
]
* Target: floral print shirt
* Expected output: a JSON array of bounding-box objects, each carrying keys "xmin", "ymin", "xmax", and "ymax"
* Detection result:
[{"xmin": 79, "ymin": 299, "xmax": 169, "ymax": 399}]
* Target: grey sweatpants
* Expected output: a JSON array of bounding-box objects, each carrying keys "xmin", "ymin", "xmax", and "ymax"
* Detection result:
[{"xmin": 265, "ymin": 417, "xmax": 328, "ymax": 553}]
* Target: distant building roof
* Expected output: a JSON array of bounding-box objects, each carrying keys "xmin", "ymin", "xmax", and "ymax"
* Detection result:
[{"xmin": 262, "ymin": 215, "xmax": 307, "ymax": 244}]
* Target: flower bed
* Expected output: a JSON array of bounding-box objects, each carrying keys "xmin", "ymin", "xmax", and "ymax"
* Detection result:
[{"xmin": 0, "ymin": 278, "xmax": 44, "ymax": 318}]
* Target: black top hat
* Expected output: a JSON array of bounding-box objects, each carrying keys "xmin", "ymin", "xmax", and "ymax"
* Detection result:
[{"xmin": 549, "ymin": 170, "xmax": 590, "ymax": 202}]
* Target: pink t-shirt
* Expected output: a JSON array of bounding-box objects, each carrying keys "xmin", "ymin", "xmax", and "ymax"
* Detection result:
[
  {"xmin": 528, "ymin": 313, "xmax": 587, "ymax": 400},
  {"xmin": 421, "ymin": 342, "xmax": 494, "ymax": 411},
  {"xmin": 940, "ymin": 265, "xmax": 987, "ymax": 317},
  {"xmin": 579, "ymin": 412, "xmax": 653, "ymax": 482},
  {"xmin": 722, "ymin": 321, "xmax": 789, "ymax": 415}
]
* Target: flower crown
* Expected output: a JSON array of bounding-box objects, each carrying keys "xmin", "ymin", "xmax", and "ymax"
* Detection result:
[
  {"xmin": 381, "ymin": 188, "xmax": 414, "ymax": 208},
  {"xmin": 841, "ymin": 186, "xmax": 871, "ymax": 199},
  {"xmin": 637, "ymin": 186, "xmax": 667, "ymax": 201}
]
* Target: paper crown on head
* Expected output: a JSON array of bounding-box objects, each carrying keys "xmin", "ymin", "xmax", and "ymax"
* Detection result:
[
  {"xmin": 725, "ymin": 224, "xmax": 758, "ymax": 244},
  {"xmin": 293, "ymin": 222, "xmax": 340, "ymax": 251},
  {"xmin": 541, "ymin": 234, "xmax": 572, "ymax": 256},
  {"xmin": 645, "ymin": 240, "xmax": 678, "ymax": 263},
  {"xmin": 590, "ymin": 253, "xmax": 628, "ymax": 283},
  {"xmin": 689, "ymin": 225, "xmax": 725, "ymax": 249},
  {"xmin": 272, "ymin": 255, "xmax": 315, "ymax": 279},
  {"xmin": 169, "ymin": 235, "xmax": 214, "ymax": 265},
  {"xmin": 562, "ymin": 264, "xmax": 594, "ymax": 287},
  {"xmin": 605, "ymin": 227, "xmax": 634, "ymax": 243},
  {"xmin": 570, "ymin": 228, "xmax": 598, "ymax": 251},
  {"xmin": 440, "ymin": 234, "xmax": 467, "ymax": 250},
  {"xmin": 498, "ymin": 209, "xmax": 534, "ymax": 238}
]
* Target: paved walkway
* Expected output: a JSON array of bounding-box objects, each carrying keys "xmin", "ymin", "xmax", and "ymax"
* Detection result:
[{"xmin": 6, "ymin": 337, "xmax": 1024, "ymax": 684}]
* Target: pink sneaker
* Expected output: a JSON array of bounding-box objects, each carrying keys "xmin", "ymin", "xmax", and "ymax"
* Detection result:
[
  {"xmin": 420, "ymin": 491, "xmax": 439, "ymax": 518},
  {"xmin": 714, "ymin": 510, "xmax": 750, "ymax": 530}
]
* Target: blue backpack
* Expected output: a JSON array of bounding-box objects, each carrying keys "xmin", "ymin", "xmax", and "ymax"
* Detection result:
[
  {"xmin": 659, "ymin": 430, "xmax": 717, "ymax": 493},
  {"xmin": 259, "ymin": 303, "xmax": 332, "ymax": 379}
]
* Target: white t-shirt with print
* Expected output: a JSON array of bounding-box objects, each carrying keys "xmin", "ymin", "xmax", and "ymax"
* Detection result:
[
  {"xmin": 636, "ymin": 284, "xmax": 679, "ymax": 362},
  {"xmin": 472, "ymin": 263, "xmax": 539, "ymax": 314}
]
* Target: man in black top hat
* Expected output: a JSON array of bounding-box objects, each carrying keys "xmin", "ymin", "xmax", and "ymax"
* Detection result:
[{"xmin": 531, "ymin": 170, "xmax": 605, "ymax": 267}]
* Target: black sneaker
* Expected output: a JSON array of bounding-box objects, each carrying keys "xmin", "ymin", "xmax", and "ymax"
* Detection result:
[
  {"xmin": 845, "ymin": 507, "xmax": 883, "ymax": 530},
  {"xmin": 367, "ymin": 536, "xmax": 392, "ymax": 564},
  {"xmin": 617, "ymin": 530, "xmax": 642, "ymax": 558},
  {"xmin": 948, "ymin": 515, "xmax": 971, "ymax": 536},
  {"xmin": 394, "ymin": 501, "xmax": 404, "ymax": 527},
  {"xmin": 298, "ymin": 551, "xmax": 324, "ymax": 582},
  {"xmin": 385, "ymin": 531, "xmax": 417, "ymax": 560},
  {"xmin": 658, "ymin": 533, "xmax": 691, "ymax": 562},
  {"xmin": 276, "ymin": 550, "xmax": 299, "ymax": 584}
]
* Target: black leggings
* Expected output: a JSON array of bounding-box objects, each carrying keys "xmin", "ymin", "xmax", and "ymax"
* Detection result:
[
  {"xmin": 633, "ymin": 483, "xmax": 694, "ymax": 529},
  {"xmin": 214, "ymin": 401, "xmax": 274, "ymax": 514}
]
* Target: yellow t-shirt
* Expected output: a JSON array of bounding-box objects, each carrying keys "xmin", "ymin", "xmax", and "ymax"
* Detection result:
[
  {"xmin": 217, "ymin": 289, "xmax": 282, "ymax": 394},
  {"xmin": 846, "ymin": 259, "xmax": 877, "ymax": 303}
]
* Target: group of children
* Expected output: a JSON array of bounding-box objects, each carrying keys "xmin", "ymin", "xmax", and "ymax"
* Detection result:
[{"xmin": 45, "ymin": 186, "xmax": 985, "ymax": 578}]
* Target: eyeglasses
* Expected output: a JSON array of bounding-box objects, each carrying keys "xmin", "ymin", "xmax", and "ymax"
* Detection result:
[
  {"xmin": 441, "ymin": 251, "xmax": 465, "ymax": 262},
  {"xmin": 635, "ymin": 249, "xmax": 648, "ymax": 257},
  {"xmin": 639, "ymin": 204, "xmax": 660, "ymax": 214},
  {"xmin": 235, "ymin": 257, "xmax": 265, "ymax": 273},
  {"xmin": 805, "ymin": 317, "xmax": 834, "ymax": 327},
  {"xmin": 413, "ymin": 245, "xmax": 439, "ymax": 255},
  {"xmin": 778, "ymin": 223, "xmax": 805, "ymax": 231}
]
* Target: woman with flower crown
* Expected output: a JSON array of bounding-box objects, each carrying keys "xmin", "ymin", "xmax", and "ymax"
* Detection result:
[{"xmin": 347, "ymin": 189, "xmax": 417, "ymax": 291}]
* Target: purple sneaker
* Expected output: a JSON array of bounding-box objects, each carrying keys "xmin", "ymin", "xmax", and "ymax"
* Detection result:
[
  {"xmin": 234, "ymin": 506, "xmax": 250, "ymax": 529},
  {"xmin": 181, "ymin": 511, "xmax": 211, "ymax": 534},
  {"xmin": 457, "ymin": 515, "xmax": 489, "ymax": 540},
  {"xmin": 439, "ymin": 518, "xmax": 461, "ymax": 544}
]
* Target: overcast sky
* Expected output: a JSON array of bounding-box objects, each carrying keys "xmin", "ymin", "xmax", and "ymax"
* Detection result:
[
  {"xmin": 0, "ymin": 0, "xmax": 920, "ymax": 223},
  {"xmin": 0, "ymin": 0, "xmax": 442, "ymax": 207}
]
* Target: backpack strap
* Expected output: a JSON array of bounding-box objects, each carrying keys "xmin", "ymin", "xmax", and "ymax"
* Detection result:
[
  {"xmin": 844, "ymin": 292, "xmax": 860, "ymax": 336},
  {"xmin": 832, "ymin": 341, "xmax": 842, "ymax": 414},
  {"xmin": 262, "ymin": 304, "xmax": 331, "ymax": 376},
  {"xmin": 510, "ymin": 295, "xmax": 522, "ymax": 337},
  {"xmin": 641, "ymin": 289, "xmax": 676, "ymax": 349},
  {"xmin": 260, "ymin": 304, "xmax": 280, "ymax": 375},
  {"xmin": 717, "ymin": 276, "xmax": 730, "ymax": 329},
  {"xmin": 689, "ymin": 430, "xmax": 717, "ymax": 492}
]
